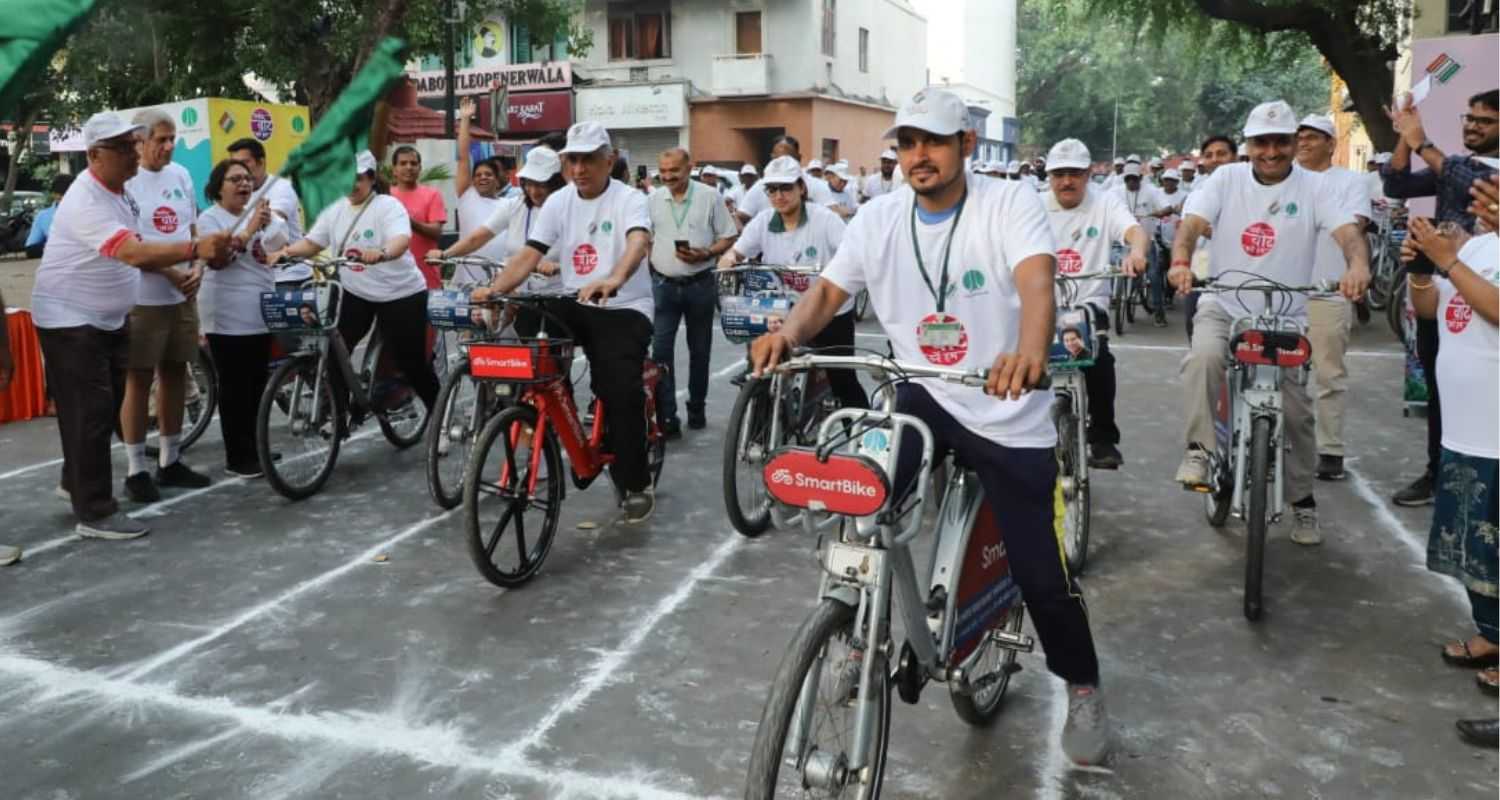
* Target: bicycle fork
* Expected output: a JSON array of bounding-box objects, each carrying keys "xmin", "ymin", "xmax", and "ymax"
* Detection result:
[{"xmin": 1230, "ymin": 366, "xmax": 1286, "ymax": 521}]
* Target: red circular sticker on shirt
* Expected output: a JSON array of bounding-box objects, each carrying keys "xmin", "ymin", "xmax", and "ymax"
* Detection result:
[
  {"xmin": 1057, "ymin": 248, "xmax": 1083, "ymax": 275},
  {"xmin": 573, "ymin": 243, "xmax": 599, "ymax": 275},
  {"xmin": 1445, "ymin": 294, "xmax": 1473, "ymax": 333},
  {"xmin": 152, "ymin": 206, "xmax": 180, "ymax": 234},
  {"xmin": 916, "ymin": 313, "xmax": 969, "ymax": 366},
  {"xmin": 1241, "ymin": 222, "xmax": 1277, "ymax": 257}
]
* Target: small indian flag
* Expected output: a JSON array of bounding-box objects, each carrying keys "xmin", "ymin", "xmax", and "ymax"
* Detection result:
[{"xmin": 1425, "ymin": 53, "xmax": 1463, "ymax": 84}]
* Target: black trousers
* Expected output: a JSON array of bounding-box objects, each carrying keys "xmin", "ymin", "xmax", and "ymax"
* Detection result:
[
  {"xmin": 207, "ymin": 333, "xmax": 271, "ymax": 469},
  {"xmin": 891, "ymin": 384, "xmax": 1100, "ymax": 686},
  {"xmin": 549, "ymin": 302, "xmax": 654, "ymax": 493},
  {"xmin": 1416, "ymin": 317, "xmax": 1442, "ymax": 476},
  {"xmin": 336, "ymin": 290, "xmax": 440, "ymax": 411},
  {"xmin": 37, "ymin": 325, "xmax": 128, "ymax": 521},
  {"xmin": 1081, "ymin": 307, "xmax": 1119, "ymax": 446},
  {"xmin": 806, "ymin": 310, "xmax": 869, "ymax": 410}
]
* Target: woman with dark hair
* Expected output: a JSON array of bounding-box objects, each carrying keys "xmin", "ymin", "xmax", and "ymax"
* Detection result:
[
  {"xmin": 454, "ymin": 97, "xmax": 519, "ymax": 270},
  {"xmin": 197, "ymin": 158, "xmax": 288, "ymax": 476}
]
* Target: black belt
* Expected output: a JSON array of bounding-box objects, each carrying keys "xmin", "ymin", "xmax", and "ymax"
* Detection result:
[{"xmin": 652, "ymin": 268, "xmax": 715, "ymax": 285}]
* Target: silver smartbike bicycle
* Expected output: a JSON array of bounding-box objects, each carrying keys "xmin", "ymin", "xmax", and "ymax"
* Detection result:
[{"xmin": 745, "ymin": 353, "xmax": 1045, "ymax": 799}]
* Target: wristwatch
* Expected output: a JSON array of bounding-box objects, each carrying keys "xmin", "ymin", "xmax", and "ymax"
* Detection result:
[
  {"xmin": 1435, "ymin": 258, "xmax": 1457, "ymax": 278},
  {"xmin": 1417, "ymin": 141, "xmax": 1436, "ymax": 154}
]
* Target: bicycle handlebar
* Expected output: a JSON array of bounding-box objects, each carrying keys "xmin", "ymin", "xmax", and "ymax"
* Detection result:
[
  {"xmin": 769, "ymin": 352, "xmax": 1052, "ymax": 390},
  {"xmin": 717, "ymin": 263, "xmax": 823, "ymax": 275},
  {"xmin": 1191, "ymin": 275, "xmax": 1340, "ymax": 295},
  {"xmin": 1055, "ymin": 268, "xmax": 1128, "ymax": 282}
]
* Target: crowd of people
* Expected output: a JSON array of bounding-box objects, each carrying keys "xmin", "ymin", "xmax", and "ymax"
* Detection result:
[{"xmin": 3, "ymin": 81, "xmax": 1496, "ymax": 755}]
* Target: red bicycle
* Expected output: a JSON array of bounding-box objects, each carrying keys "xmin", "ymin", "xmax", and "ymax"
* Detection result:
[{"xmin": 461, "ymin": 294, "xmax": 666, "ymax": 588}]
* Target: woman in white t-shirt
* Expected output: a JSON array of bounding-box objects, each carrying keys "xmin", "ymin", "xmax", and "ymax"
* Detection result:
[
  {"xmin": 271, "ymin": 151, "xmax": 439, "ymax": 413},
  {"xmin": 1405, "ymin": 186, "xmax": 1500, "ymax": 720},
  {"xmin": 719, "ymin": 155, "xmax": 868, "ymax": 410},
  {"xmin": 198, "ymin": 159, "xmax": 289, "ymax": 476},
  {"xmin": 453, "ymin": 96, "xmax": 518, "ymax": 269}
]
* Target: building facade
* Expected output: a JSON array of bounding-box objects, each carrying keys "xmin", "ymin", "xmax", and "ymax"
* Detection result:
[{"xmin": 914, "ymin": 0, "xmax": 1018, "ymax": 163}]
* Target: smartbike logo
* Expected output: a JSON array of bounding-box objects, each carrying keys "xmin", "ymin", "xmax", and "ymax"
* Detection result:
[
  {"xmin": 768, "ymin": 467, "xmax": 879, "ymax": 497},
  {"xmin": 762, "ymin": 448, "xmax": 890, "ymax": 517}
]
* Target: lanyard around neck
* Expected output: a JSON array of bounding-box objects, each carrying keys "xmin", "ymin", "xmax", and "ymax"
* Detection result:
[
  {"xmin": 909, "ymin": 192, "xmax": 968, "ymax": 312},
  {"xmin": 669, "ymin": 181, "xmax": 694, "ymax": 229}
]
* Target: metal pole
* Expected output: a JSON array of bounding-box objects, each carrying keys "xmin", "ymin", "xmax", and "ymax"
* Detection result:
[
  {"xmin": 444, "ymin": 0, "xmax": 457, "ymax": 138},
  {"xmin": 1111, "ymin": 98, "xmax": 1118, "ymax": 163}
]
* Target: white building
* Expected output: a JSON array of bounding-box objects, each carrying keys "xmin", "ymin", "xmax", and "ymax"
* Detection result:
[{"xmin": 913, "ymin": 0, "xmax": 1018, "ymax": 163}]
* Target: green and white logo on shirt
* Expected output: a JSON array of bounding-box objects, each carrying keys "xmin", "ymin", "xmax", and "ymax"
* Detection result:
[
  {"xmin": 962, "ymin": 269, "xmax": 986, "ymax": 294},
  {"xmin": 363, "ymin": 229, "xmax": 375, "ymax": 240},
  {"xmin": 601, "ymin": 221, "xmax": 613, "ymax": 233},
  {"xmin": 805, "ymin": 246, "xmax": 818, "ymax": 259},
  {"xmin": 1285, "ymin": 202, "xmax": 1299, "ymax": 218},
  {"xmin": 1086, "ymin": 226, "xmax": 1100, "ymax": 238}
]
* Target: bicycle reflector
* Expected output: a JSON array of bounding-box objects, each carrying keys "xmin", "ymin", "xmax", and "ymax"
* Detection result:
[
  {"xmin": 763, "ymin": 447, "xmax": 891, "ymax": 517},
  {"xmin": 1230, "ymin": 329, "xmax": 1312, "ymax": 368}
]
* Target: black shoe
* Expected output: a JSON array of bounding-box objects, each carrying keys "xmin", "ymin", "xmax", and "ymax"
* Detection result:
[
  {"xmin": 1315, "ymin": 454, "xmax": 1346, "ymax": 481},
  {"xmin": 687, "ymin": 412, "xmax": 707, "ymax": 430},
  {"xmin": 124, "ymin": 471, "xmax": 161, "ymax": 503},
  {"xmin": 1152, "ymin": 312, "xmax": 1168, "ymax": 328},
  {"xmin": 1456, "ymin": 718, "xmax": 1499, "ymax": 747},
  {"xmin": 225, "ymin": 461, "xmax": 264, "ymax": 479},
  {"xmin": 1088, "ymin": 444, "xmax": 1123, "ymax": 470},
  {"xmin": 730, "ymin": 371, "xmax": 748, "ymax": 387},
  {"xmin": 661, "ymin": 419, "xmax": 683, "ymax": 440},
  {"xmin": 156, "ymin": 460, "xmax": 212, "ymax": 489},
  {"xmin": 1393, "ymin": 472, "xmax": 1435, "ymax": 507}
]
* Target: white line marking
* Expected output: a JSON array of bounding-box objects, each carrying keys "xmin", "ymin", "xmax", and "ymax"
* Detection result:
[
  {"xmin": 121, "ymin": 727, "xmax": 242, "ymax": 783},
  {"xmin": 0, "ymin": 652, "xmax": 716, "ymax": 800},
  {"xmin": 1039, "ymin": 678, "xmax": 1068, "ymax": 800},
  {"xmin": 116, "ymin": 510, "xmax": 457, "ymax": 682},
  {"xmin": 0, "ymin": 442, "xmax": 123, "ymax": 483},
  {"xmin": 1347, "ymin": 468, "xmax": 1466, "ymax": 604},
  {"xmin": 716, "ymin": 358, "xmax": 748, "ymax": 378},
  {"xmin": 16, "ymin": 534, "xmax": 81, "ymax": 559},
  {"xmin": 499, "ymin": 534, "xmax": 742, "ymax": 761}
]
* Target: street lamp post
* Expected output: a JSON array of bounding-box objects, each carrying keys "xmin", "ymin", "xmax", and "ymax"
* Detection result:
[{"xmin": 444, "ymin": 0, "xmax": 458, "ymax": 138}]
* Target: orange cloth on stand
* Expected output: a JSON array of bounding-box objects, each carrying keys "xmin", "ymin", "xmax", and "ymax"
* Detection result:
[{"xmin": 1, "ymin": 309, "xmax": 50, "ymax": 423}]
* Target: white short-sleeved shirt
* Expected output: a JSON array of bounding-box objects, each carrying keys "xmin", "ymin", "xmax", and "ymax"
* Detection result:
[
  {"xmin": 304, "ymin": 194, "xmax": 427, "ymax": 302},
  {"xmin": 458, "ymin": 187, "xmax": 512, "ymax": 264},
  {"xmin": 196, "ymin": 204, "xmax": 289, "ymax": 335},
  {"xmin": 476, "ymin": 196, "xmax": 561, "ymax": 292},
  {"xmin": 1044, "ymin": 187, "xmax": 1140, "ymax": 311},
  {"xmin": 527, "ymin": 179, "xmax": 654, "ymax": 320},
  {"xmin": 31, "ymin": 169, "xmax": 143, "ymax": 331},
  {"xmin": 1306, "ymin": 165, "xmax": 1371, "ymax": 286},
  {"xmin": 822, "ymin": 175, "xmax": 1059, "ymax": 448},
  {"xmin": 1183, "ymin": 163, "xmax": 1356, "ymax": 318},
  {"xmin": 1111, "ymin": 182, "xmax": 1167, "ymax": 240},
  {"xmin": 738, "ymin": 175, "xmax": 837, "ymax": 219},
  {"xmin": 862, "ymin": 173, "xmax": 897, "ymax": 202},
  {"xmin": 1436, "ymin": 234, "xmax": 1499, "ymax": 459},
  {"xmin": 125, "ymin": 162, "xmax": 197, "ymax": 306},
  {"xmin": 250, "ymin": 178, "xmax": 308, "ymax": 282},
  {"xmin": 734, "ymin": 204, "xmax": 855, "ymax": 316}
]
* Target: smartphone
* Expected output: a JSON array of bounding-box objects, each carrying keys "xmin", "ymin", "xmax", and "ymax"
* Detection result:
[{"xmin": 674, "ymin": 240, "xmax": 691, "ymax": 251}]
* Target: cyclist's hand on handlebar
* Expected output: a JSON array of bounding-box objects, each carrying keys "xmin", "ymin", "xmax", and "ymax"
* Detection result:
[
  {"xmin": 1121, "ymin": 251, "xmax": 1148, "ymax": 277},
  {"xmin": 749, "ymin": 332, "xmax": 796, "ymax": 378},
  {"xmin": 1339, "ymin": 263, "xmax": 1371, "ymax": 302},
  {"xmin": 356, "ymin": 248, "xmax": 384, "ymax": 265},
  {"xmin": 470, "ymin": 286, "xmax": 495, "ymax": 303},
  {"xmin": 537, "ymin": 260, "xmax": 561, "ymax": 277},
  {"xmin": 1167, "ymin": 264, "xmax": 1195, "ymax": 295},
  {"xmin": 425, "ymin": 249, "xmax": 446, "ymax": 265},
  {"xmin": 578, "ymin": 276, "xmax": 622, "ymax": 305},
  {"xmin": 717, "ymin": 252, "xmax": 739, "ymax": 270},
  {"xmin": 986, "ymin": 352, "xmax": 1047, "ymax": 401}
]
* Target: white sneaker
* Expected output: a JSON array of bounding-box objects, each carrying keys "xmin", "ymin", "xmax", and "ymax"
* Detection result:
[
  {"xmin": 1174, "ymin": 448, "xmax": 1211, "ymax": 488},
  {"xmin": 1062, "ymin": 684, "xmax": 1111, "ymax": 766},
  {"xmin": 622, "ymin": 489, "xmax": 655, "ymax": 524},
  {"xmin": 0, "ymin": 545, "xmax": 21, "ymax": 566},
  {"xmin": 1290, "ymin": 506, "xmax": 1322, "ymax": 546}
]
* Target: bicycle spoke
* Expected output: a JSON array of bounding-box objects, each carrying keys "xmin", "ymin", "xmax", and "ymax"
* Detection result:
[
  {"xmin": 485, "ymin": 503, "xmax": 515, "ymax": 559},
  {"xmin": 515, "ymin": 509, "xmax": 530, "ymax": 570}
]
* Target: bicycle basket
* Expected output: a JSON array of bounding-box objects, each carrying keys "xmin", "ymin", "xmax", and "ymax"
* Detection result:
[
  {"xmin": 719, "ymin": 294, "xmax": 795, "ymax": 344},
  {"xmin": 1048, "ymin": 306, "xmax": 1097, "ymax": 370},
  {"xmin": 426, "ymin": 288, "xmax": 487, "ymax": 330},
  {"xmin": 1230, "ymin": 329, "xmax": 1311, "ymax": 368},
  {"xmin": 260, "ymin": 286, "xmax": 335, "ymax": 331},
  {"xmin": 467, "ymin": 337, "xmax": 575, "ymax": 383},
  {"xmin": 763, "ymin": 447, "xmax": 891, "ymax": 518}
]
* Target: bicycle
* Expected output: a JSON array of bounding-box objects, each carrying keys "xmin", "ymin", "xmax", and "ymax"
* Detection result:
[
  {"xmin": 717, "ymin": 264, "xmax": 838, "ymax": 537},
  {"xmin": 1105, "ymin": 243, "xmax": 1135, "ymax": 336},
  {"xmin": 120, "ymin": 341, "xmax": 219, "ymax": 454},
  {"xmin": 1193, "ymin": 273, "xmax": 1337, "ymax": 621},
  {"xmin": 461, "ymin": 293, "xmax": 666, "ymax": 588},
  {"xmin": 254, "ymin": 257, "xmax": 430, "ymax": 500},
  {"xmin": 1366, "ymin": 203, "xmax": 1407, "ymax": 315},
  {"xmin": 744, "ymin": 353, "xmax": 1042, "ymax": 798}
]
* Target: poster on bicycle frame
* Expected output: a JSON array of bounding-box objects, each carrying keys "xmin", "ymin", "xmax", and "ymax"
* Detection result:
[{"xmin": 949, "ymin": 499, "xmax": 1021, "ymax": 667}]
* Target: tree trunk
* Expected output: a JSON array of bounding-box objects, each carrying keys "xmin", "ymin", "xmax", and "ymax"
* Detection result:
[
  {"xmin": 299, "ymin": 0, "xmax": 411, "ymax": 122},
  {"xmin": 1, "ymin": 107, "xmax": 41, "ymax": 212}
]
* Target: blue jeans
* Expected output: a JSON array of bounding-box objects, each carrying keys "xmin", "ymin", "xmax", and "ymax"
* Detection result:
[{"xmin": 652, "ymin": 271, "xmax": 717, "ymax": 424}]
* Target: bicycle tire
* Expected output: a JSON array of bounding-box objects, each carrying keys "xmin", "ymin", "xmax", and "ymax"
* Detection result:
[
  {"xmin": 724, "ymin": 378, "xmax": 776, "ymax": 537},
  {"xmin": 258, "ymin": 356, "xmax": 341, "ymax": 500},
  {"xmin": 1204, "ymin": 450, "xmax": 1234, "ymax": 528},
  {"xmin": 1056, "ymin": 407, "xmax": 1090, "ymax": 576},
  {"xmin": 745, "ymin": 597, "xmax": 889, "ymax": 800},
  {"xmin": 1244, "ymin": 416, "xmax": 1272, "ymax": 622},
  {"xmin": 365, "ymin": 339, "xmax": 428, "ymax": 449},
  {"xmin": 1124, "ymin": 278, "xmax": 1138, "ymax": 325},
  {"xmin": 949, "ymin": 603, "xmax": 1025, "ymax": 726},
  {"xmin": 1386, "ymin": 267, "xmax": 1409, "ymax": 345},
  {"xmin": 425, "ymin": 361, "xmax": 479, "ymax": 509},
  {"xmin": 463, "ymin": 404, "xmax": 563, "ymax": 589}
]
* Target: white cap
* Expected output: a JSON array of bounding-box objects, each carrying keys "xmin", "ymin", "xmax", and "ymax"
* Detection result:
[
  {"xmin": 1297, "ymin": 113, "xmax": 1336, "ymax": 138},
  {"xmin": 1162, "ymin": 168, "xmax": 1181, "ymax": 181},
  {"xmin": 880, "ymin": 148, "xmax": 898, "ymax": 161},
  {"xmin": 83, "ymin": 111, "xmax": 145, "ymax": 149},
  {"xmin": 1180, "ymin": 159, "xmax": 1197, "ymax": 171},
  {"xmin": 1007, "ymin": 160, "xmax": 1021, "ymax": 173},
  {"xmin": 1112, "ymin": 157, "xmax": 1125, "ymax": 166},
  {"xmin": 560, "ymin": 121, "xmax": 611, "ymax": 155},
  {"xmin": 1122, "ymin": 163, "xmax": 1142, "ymax": 178},
  {"xmin": 828, "ymin": 161, "xmax": 852, "ymax": 180},
  {"xmin": 690, "ymin": 167, "xmax": 702, "ymax": 177},
  {"xmin": 882, "ymin": 87, "xmax": 971, "ymax": 139},
  {"xmin": 1125, "ymin": 153, "xmax": 1142, "ymax": 164},
  {"xmin": 1046, "ymin": 139, "xmax": 1092, "ymax": 171},
  {"xmin": 740, "ymin": 163, "xmax": 758, "ymax": 176},
  {"xmin": 1149, "ymin": 158, "xmax": 1163, "ymax": 168},
  {"xmin": 760, "ymin": 155, "xmax": 803, "ymax": 186},
  {"xmin": 1243, "ymin": 100, "xmax": 1297, "ymax": 138},
  {"xmin": 806, "ymin": 158, "xmax": 825, "ymax": 172},
  {"xmin": 355, "ymin": 150, "xmax": 378, "ymax": 174},
  {"xmin": 517, "ymin": 146, "xmax": 561, "ymax": 183}
]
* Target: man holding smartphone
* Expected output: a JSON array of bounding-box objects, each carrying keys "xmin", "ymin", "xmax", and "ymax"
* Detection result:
[{"xmin": 647, "ymin": 148, "xmax": 738, "ymax": 436}]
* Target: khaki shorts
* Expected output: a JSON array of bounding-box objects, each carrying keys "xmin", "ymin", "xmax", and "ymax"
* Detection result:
[{"xmin": 127, "ymin": 301, "xmax": 200, "ymax": 369}]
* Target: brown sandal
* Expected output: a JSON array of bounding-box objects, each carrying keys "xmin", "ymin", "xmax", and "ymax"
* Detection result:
[{"xmin": 1443, "ymin": 637, "xmax": 1500, "ymax": 668}]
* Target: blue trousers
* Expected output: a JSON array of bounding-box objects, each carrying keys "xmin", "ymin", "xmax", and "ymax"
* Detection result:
[{"xmin": 651, "ymin": 271, "xmax": 717, "ymax": 424}]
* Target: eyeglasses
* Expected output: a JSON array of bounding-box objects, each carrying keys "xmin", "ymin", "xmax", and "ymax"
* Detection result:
[
  {"xmin": 224, "ymin": 175, "xmax": 253, "ymax": 184},
  {"xmin": 1461, "ymin": 114, "xmax": 1499, "ymax": 126},
  {"xmin": 93, "ymin": 140, "xmax": 137, "ymax": 154},
  {"xmin": 765, "ymin": 184, "xmax": 798, "ymax": 195}
]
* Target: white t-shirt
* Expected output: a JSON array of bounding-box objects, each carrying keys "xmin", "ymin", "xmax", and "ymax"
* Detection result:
[
  {"xmin": 196, "ymin": 204, "xmax": 289, "ymax": 335},
  {"xmin": 862, "ymin": 173, "xmax": 897, "ymax": 202},
  {"xmin": 251, "ymin": 178, "xmax": 307, "ymax": 282},
  {"xmin": 1044, "ymin": 187, "xmax": 1140, "ymax": 311},
  {"xmin": 1111, "ymin": 182, "xmax": 1167, "ymax": 240},
  {"xmin": 734, "ymin": 204, "xmax": 855, "ymax": 316},
  {"xmin": 304, "ymin": 194, "xmax": 427, "ymax": 302},
  {"xmin": 527, "ymin": 178, "xmax": 654, "ymax": 320},
  {"xmin": 1305, "ymin": 165, "xmax": 1372, "ymax": 286},
  {"xmin": 458, "ymin": 187, "xmax": 511, "ymax": 264},
  {"xmin": 478, "ymin": 196, "xmax": 561, "ymax": 292},
  {"xmin": 1182, "ymin": 163, "xmax": 1356, "ymax": 318},
  {"xmin": 1436, "ymin": 234, "xmax": 1499, "ymax": 459},
  {"xmin": 125, "ymin": 162, "xmax": 197, "ymax": 306},
  {"xmin": 827, "ymin": 183, "xmax": 858, "ymax": 211},
  {"xmin": 822, "ymin": 175, "xmax": 1059, "ymax": 448},
  {"xmin": 32, "ymin": 169, "xmax": 143, "ymax": 331},
  {"xmin": 738, "ymin": 175, "xmax": 837, "ymax": 219}
]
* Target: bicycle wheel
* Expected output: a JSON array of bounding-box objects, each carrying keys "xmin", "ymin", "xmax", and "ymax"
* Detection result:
[
  {"xmin": 425, "ymin": 362, "xmax": 481, "ymax": 509},
  {"xmin": 1124, "ymin": 278, "xmax": 1138, "ymax": 325},
  {"xmin": 464, "ymin": 405, "xmax": 562, "ymax": 588},
  {"xmin": 257, "ymin": 356, "xmax": 341, "ymax": 500},
  {"xmin": 745, "ymin": 598, "xmax": 890, "ymax": 800},
  {"xmin": 1055, "ymin": 405, "xmax": 1090, "ymax": 576},
  {"xmin": 1204, "ymin": 449, "xmax": 1234, "ymax": 528},
  {"xmin": 949, "ymin": 603, "xmax": 1025, "ymax": 725},
  {"xmin": 724, "ymin": 378, "xmax": 776, "ymax": 537},
  {"xmin": 1386, "ymin": 267, "xmax": 1409, "ymax": 345},
  {"xmin": 1244, "ymin": 416, "xmax": 1272, "ymax": 622},
  {"xmin": 364, "ymin": 339, "xmax": 429, "ymax": 449},
  {"xmin": 179, "ymin": 344, "xmax": 219, "ymax": 451}
]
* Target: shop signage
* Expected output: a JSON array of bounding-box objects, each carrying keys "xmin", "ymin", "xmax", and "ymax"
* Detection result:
[
  {"xmin": 576, "ymin": 83, "xmax": 686, "ymax": 129},
  {"xmin": 412, "ymin": 61, "xmax": 571, "ymax": 98}
]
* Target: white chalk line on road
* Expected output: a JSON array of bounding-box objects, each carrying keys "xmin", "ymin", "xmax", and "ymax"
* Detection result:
[
  {"xmin": 1347, "ymin": 467, "xmax": 1466, "ymax": 605},
  {"xmin": 0, "ymin": 441, "xmax": 123, "ymax": 484}
]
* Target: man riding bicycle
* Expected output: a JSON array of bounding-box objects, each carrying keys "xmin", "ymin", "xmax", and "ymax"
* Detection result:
[
  {"xmin": 1169, "ymin": 100, "xmax": 1371, "ymax": 545},
  {"xmin": 470, "ymin": 121, "xmax": 658, "ymax": 524},
  {"xmin": 749, "ymin": 87, "xmax": 1111, "ymax": 766}
]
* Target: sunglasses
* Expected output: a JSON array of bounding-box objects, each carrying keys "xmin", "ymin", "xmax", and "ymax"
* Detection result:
[{"xmin": 765, "ymin": 184, "xmax": 798, "ymax": 195}]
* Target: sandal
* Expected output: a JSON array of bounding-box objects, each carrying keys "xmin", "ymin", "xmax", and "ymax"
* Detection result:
[
  {"xmin": 1442, "ymin": 637, "xmax": 1500, "ymax": 668},
  {"xmin": 1478, "ymin": 668, "xmax": 1499, "ymax": 697}
]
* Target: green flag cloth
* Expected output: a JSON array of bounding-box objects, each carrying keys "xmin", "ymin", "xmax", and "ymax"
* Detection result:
[
  {"xmin": 0, "ymin": 0, "xmax": 96, "ymax": 119},
  {"xmin": 280, "ymin": 37, "xmax": 409, "ymax": 223}
]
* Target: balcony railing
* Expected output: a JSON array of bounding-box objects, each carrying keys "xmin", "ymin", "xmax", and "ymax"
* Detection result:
[{"xmin": 712, "ymin": 54, "xmax": 771, "ymax": 96}]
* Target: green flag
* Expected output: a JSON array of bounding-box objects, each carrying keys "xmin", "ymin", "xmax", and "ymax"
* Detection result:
[
  {"xmin": 280, "ymin": 37, "xmax": 409, "ymax": 224},
  {"xmin": 0, "ymin": 0, "xmax": 96, "ymax": 118}
]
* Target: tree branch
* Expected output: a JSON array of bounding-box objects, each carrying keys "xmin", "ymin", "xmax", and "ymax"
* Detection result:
[{"xmin": 1192, "ymin": 0, "xmax": 1326, "ymax": 33}]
